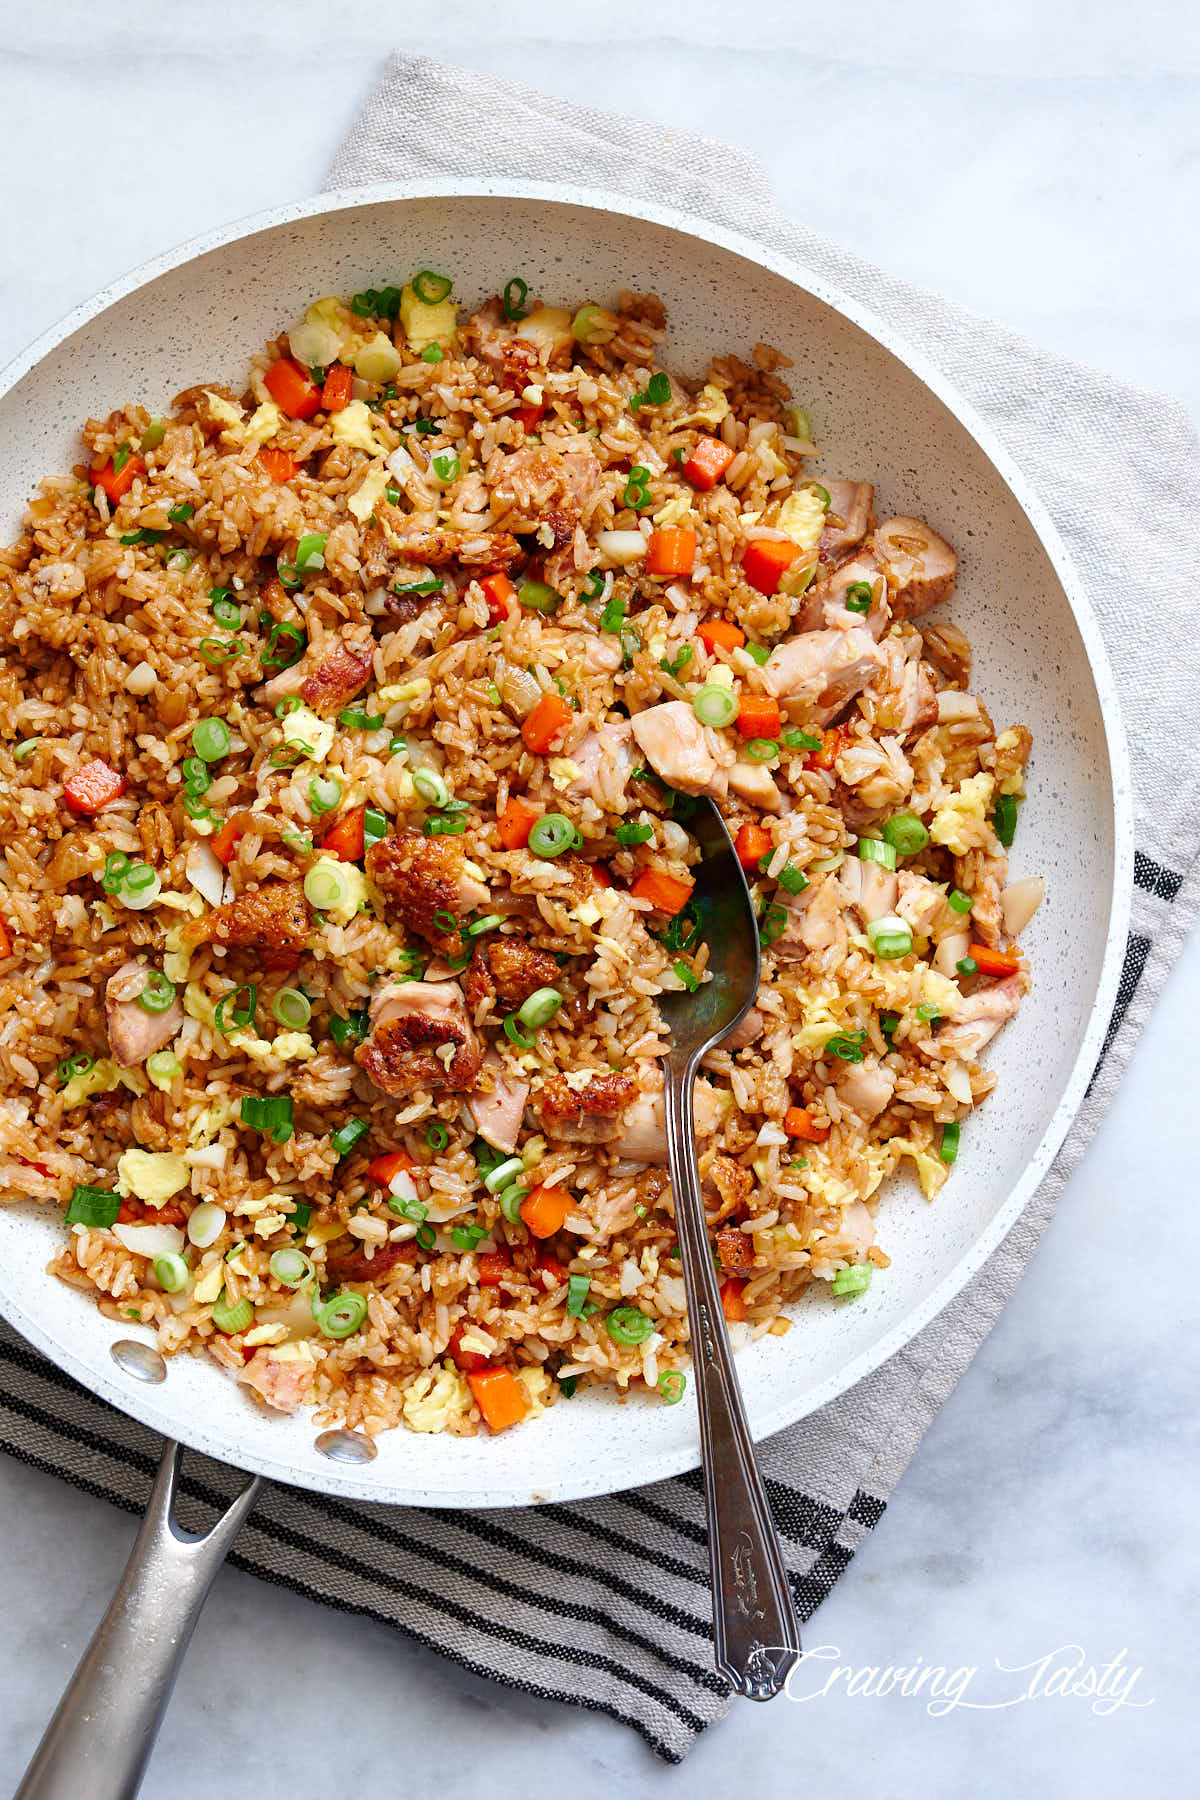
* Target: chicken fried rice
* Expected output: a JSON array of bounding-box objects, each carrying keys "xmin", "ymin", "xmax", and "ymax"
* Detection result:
[{"xmin": 0, "ymin": 272, "xmax": 1042, "ymax": 1437}]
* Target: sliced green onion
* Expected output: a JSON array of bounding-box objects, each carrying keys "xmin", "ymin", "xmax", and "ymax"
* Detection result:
[
  {"xmin": 270, "ymin": 1247, "xmax": 314, "ymax": 1287},
  {"xmin": 582, "ymin": 568, "xmax": 605, "ymax": 600},
  {"xmin": 137, "ymin": 971, "xmax": 176, "ymax": 1015},
  {"xmin": 308, "ymin": 776, "xmax": 342, "ymax": 815},
  {"xmin": 783, "ymin": 728, "xmax": 822, "ymax": 752},
  {"xmin": 451, "ymin": 1222, "xmax": 487, "ymax": 1252},
  {"xmin": 673, "ymin": 959, "xmax": 701, "ymax": 992},
  {"xmin": 208, "ymin": 596, "xmax": 241, "ymax": 633},
  {"xmin": 274, "ymin": 696, "xmax": 302, "ymax": 721},
  {"xmin": 915, "ymin": 1002, "xmax": 941, "ymax": 1022},
  {"xmin": 866, "ymin": 914, "xmax": 913, "ymax": 960},
  {"xmin": 304, "ymin": 862, "xmax": 354, "ymax": 911},
  {"xmin": 517, "ymin": 580, "xmax": 562, "ymax": 615},
  {"xmin": 692, "ymin": 684, "xmax": 738, "ymax": 728},
  {"xmin": 420, "ymin": 344, "xmax": 444, "ymax": 364},
  {"xmin": 167, "ymin": 501, "xmax": 195, "ymax": 524},
  {"xmin": 528, "ymin": 812, "xmax": 575, "ymax": 859},
  {"xmin": 313, "ymin": 1290, "xmax": 366, "ymax": 1338},
  {"xmin": 484, "ymin": 1155, "xmax": 525, "ymax": 1195},
  {"xmin": 558, "ymin": 1374, "xmax": 579, "ymax": 1397},
  {"xmin": 776, "ymin": 863, "xmax": 808, "ymax": 895},
  {"xmin": 212, "ymin": 1289, "xmax": 254, "ymax": 1334},
  {"xmin": 940, "ymin": 1121, "xmax": 961, "ymax": 1165},
  {"xmin": 13, "ymin": 736, "xmax": 41, "ymax": 763},
  {"xmin": 415, "ymin": 1222, "xmax": 436, "ymax": 1249},
  {"xmin": 389, "ymin": 1193, "xmax": 427, "ymax": 1223},
  {"xmin": 271, "ymin": 987, "xmax": 312, "ymax": 1030},
  {"xmin": 825, "ymin": 1031, "xmax": 866, "ymax": 1064},
  {"xmin": 804, "ymin": 481, "xmax": 832, "ymax": 510},
  {"xmin": 338, "ymin": 707, "xmax": 384, "ymax": 731},
  {"xmin": 759, "ymin": 902, "xmax": 788, "ymax": 944},
  {"xmin": 605, "ymin": 1305, "xmax": 653, "ymax": 1346},
  {"xmin": 615, "ymin": 820, "xmax": 654, "ymax": 846},
  {"xmin": 239, "ymin": 1093, "xmax": 293, "ymax": 1144},
  {"xmin": 363, "ymin": 806, "xmax": 388, "ymax": 850},
  {"xmin": 857, "ymin": 836, "xmax": 898, "ymax": 871},
  {"xmin": 163, "ymin": 547, "xmax": 195, "ymax": 572},
  {"xmin": 502, "ymin": 276, "xmax": 528, "ymax": 320},
  {"xmin": 187, "ymin": 1201, "xmax": 226, "ymax": 1249},
  {"xmin": 288, "ymin": 1201, "xmax": 312, "ymax": 1233},
  {"xmin": 566, "ymin": 1273, "xmax": 592, "ymax": 1317},
  {"xmin": 660, "ymin": 644, "xmax": 694, "ymax": 677},
  {"xmin": 658, "ymin": 1370, "xmax": 687, "ymax": 1405},
  {"xmin": 503, "ymin": 1011, "xmax": 537, "ymax": 1049},
  {"xmin": 947, "ymin": 888, "xmax": 974, "ymax": 915},
  {"xmin": 140, "ymin": 421, "xmax": 166, "ymax": 450},
  {"xmin": 329, "ymin": 1007, "xmax": 369, "ymax": 1049},
  {"xmin": 214, "ymin": 983, "xmax": 257, "ymax": 1035},
  {"xmin": 630, "ymin": 371, "xmax": 671, "ymax": 412},
  {"xmin": 992, "ymin": 793, "xmax": 1019, "ymax": 848},
  {"xmin": 120, "ymin": 527, "xmax": 166, "ymax": 546},
  {"xmin": 261, "ymin": 620, "xmax": 306, "ymax": 669},
  {"xmin": 466, "ymin": 913, "xmax": 502, "ymax": 938},
  {"xmin": 198, "ymin": 637, "xmax": 241, "ymax": 667},
  {"xmin": 120, "ymin": 866, "xmax": 161, "ymax": 911},
  {"xmin": 424, "ymin": 813, "xmax": 467, "ymax": 838},
  {"xmin": 517, "ymin": 987, "xmax": 563, "ymax": 1030},
  {"xmin": 599, "ymin": 595, "xmax": 626, "ymax": 634},
  {"xmin": 65, "ymin": 1185, "xmax": 120, "ymax": 1228},
  {"xmin": 294, "ymin": 531, "xmax": 327, "ymax": 573},
  {"xmin": 425, "ymin": 1122, "xmax": 449, "ymax": 1152},
  {"xmin": 882, "ymin": 813, "xmax": 929, "ymax": 856},
  {"xmin": 57, "ymin": 1050, "xmax": 95, "ymax": 1083},
  {"xmin": 842, "ymin": 580, "xmax": 873, "ymax": 615},
  {"xmin": 622, "ymin": 466, "xmax": 651, "ymax": 509},
  {"xmin": 745, "ymin": 737, "xmax": 778, "ymax": 763},
  {"xmin": 391, "ymin": 576, "xmax": 445, "ymax": 598},
  {"xmin": 102, "ymin": 852, "xmax": 131, "ymax": 894},
  {"xmin": 146, "ymin": 1050, "xmax": 181, "ymax": 1089},
  {"xmin": 831, "ymin": 1263, "xmax": 872, "ymax": 1299},
  {"xmin": 412, "ymin": 767, "xmax": 451, "ymax": 809},
  {"xmin": 192, "ymin": 717, "xmax": 231, "ymax": 763},
  {"xmin": 413, "ymin": 269, "xmax": 452, "ymax": 304},
  {"xmin": 153, "ymin": 1252, "xmax": 190, "ymax": 1293},
  {"xmin": 956, "ymin": 956, "xmax": 978, "ymax": 978},
  {"xmin": 878, "ymin": 1011, "xmax": 900, "ymax": 1046},
  {"xmin": 330, "ymin": 1116, "xmax": 368, "ymax": 1158},
  {"xmin": 431, "ymin": 451, "xmax": 460, "ymax": 483},
  {"xmin": 499, "ymin": 1182, "xmax": 527, "ymax": 1224}
]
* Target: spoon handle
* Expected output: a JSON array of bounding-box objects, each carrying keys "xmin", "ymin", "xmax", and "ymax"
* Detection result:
[{"xmin": 664, "ymin": 1062, "xmax": 801, "ymax": 1700}]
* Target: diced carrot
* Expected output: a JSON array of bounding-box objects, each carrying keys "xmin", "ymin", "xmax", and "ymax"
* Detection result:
[
  {"xmin": 480, "ymin": 571, "xmax": 517, "ymax": 625},
  {"xmin": 521, "ymin": 692, "xmax": 573, "ymax": 755},
  {"xmin": 806, "ymin": 727, "xmax": 844, "ymax": 772},
  {"xmin": 741, "ymin": 539, "xmax": 800, "ymax": 596},
  {"xmin": 696, "ymin": 618, "xmax": 745, "ymax": 654},
  {"xmin": 321, "ymin": 365, "xmax": 353, "ymax": 413},
  {"xmin": 468, "ymin": 1367, "xmax": 529, "ymax": 1432},
  {"xmin": 720, "ymin": 1278, "xmax": 747, "ymax": 1322},
  {"xmin": 538, "ymin": 1249, "xmax": 565, "ymax": 1281},
  {"xmin": 733, "ymin": 822, "xmax": 772, "ymax": 873},
  {"xmin": 736, "ymin": 695, "xmax": 782, "ymax": 741},
  {"xmin": 515, "ymin": 399, "xmax": 546, "ymax": 432},
  {"xmin": 366, "ymin": 1149, "xmax": 415, "ymax": 1190},
  {"xmin": 263, "ymin": 358, "xmax": 322, "ymax": 421},
  {"xmin": 683, "ymin": 435, "xmax": 735, "ymax": 492},
  {"xmin": 210, "ymin": 809, "xmax": 254, "ymax": 867},
  {"xmin": 448, "ymin": 1321, "xmax": 491, "ymax": 1374},
  {"xmin": 968, "ymin": 943, "xmax": 1021, "ymax": 978},
  {"xmin": 257, "ymin": 446, "xmax": 296, "ymax": 483},
  {"xmin": 320, "ymin": 803, "xmax": 366, "ymax": 863},
  {"xmin": 645, "ymin": 528, "xmax": 697, "ymax": 579},
  {"xmin": 630, "ymin": 868, "xmax": 695, "ymax": 916},
  {"xmin": 0, "ymin": 918, "xmax": 12, "ymax": 958},
  {"xmin": 784, "ymin": 1106, "xmax": 829, "ymax": 1143},
  {"xmin": 497, "ymin": 796, "xmax": 541, "ymax": 849},
  {"xmin": 519, "ymin": 1183, "xmax": 572, "ymax": 1240},
  {"xmin": 477, "ymin": 1249, "xmax": 513, "ymax": 1287},
  {"xmin": 62, "ymin": 758, "xmax": 126, "ymax": 816},
  {"xmin": 588, "ymin": 862, "xmax": 613, "ymax": 888},
  {"xmin": 91, "ymin": 451, "xmax": 145, "ymax": 505}
]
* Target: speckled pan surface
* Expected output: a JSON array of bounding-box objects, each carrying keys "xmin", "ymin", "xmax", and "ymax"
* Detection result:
[{"xmin": 0, "ymin": 183, "xmax": 1133, "ymax": 1508}]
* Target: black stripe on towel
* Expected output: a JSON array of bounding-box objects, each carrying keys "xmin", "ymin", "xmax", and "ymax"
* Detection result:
[
  {"xmin": 1095, "ymin": 931, "xmax": 1151, "ymax": 1071},
  {"xmin": 1134, "ymin": 851, "xmax": 1182, "ymax": 902}
]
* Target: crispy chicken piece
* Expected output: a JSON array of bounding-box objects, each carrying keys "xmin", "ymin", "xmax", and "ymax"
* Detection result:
[
  {"xmin": 355, "ymin": 978, "xmax": 484, "ymax": 1096},
  {"xmin": 258, "ymin": 636, "xmax": 375, "ymax": 712},
  {"xmin": 535, "ymin": 1069, "xmax": 638, "ymax": 1142},
  {"xmin": 365, "ymin": 831, "xmax": 490, "ymax": 959},
  {"xmin": 630, "ymin": 700, "xmax": 730, "ymax": 799},
  {"xmin": 490, "ymin": 446, "xmax": 602, "ymax": 548},
  {"xmin": 834, "ymin": 1059, "xmax": 896, "ymax": 1121},
  {"xmin": 373, "ymin": 521, "xmax": 524, "ymax": 574},
  {"xmin": 326, "ymin": 1237, "xmax": 418, "ymax": 1286},
  {"xmin": 237, "ymin": 1348, "xmax": 315, "ymax": 1414},
  {"xmin": 461, "ymin": 298, "xmax": 541, "ymax": 387},
  {"xmin": 104, "ymin": 960, "xmax": 183, "ymax": 1067},
  {"xmin": 463, "ymin": 935, "xmax": 562, "ymax": 1009},
  {"xmin": 183, "ymin": 882, "xmax": 308, "ymax": 953},
  {"xmin": 716, "ymin": 1227, "xmax": 756, "ymax": 1276},
  {"xmin": 707, "ymin": 1154, "xmax": 754, "ymax": 1226}
]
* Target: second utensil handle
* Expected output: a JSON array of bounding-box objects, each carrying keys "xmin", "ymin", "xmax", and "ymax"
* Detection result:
[{"xmin": 664, "ymin": 1062, "xmax": 801, "ymax": 1699}]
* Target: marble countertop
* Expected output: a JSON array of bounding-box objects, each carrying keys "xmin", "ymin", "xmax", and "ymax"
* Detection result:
[{"xmin": 0, "ymin": 3, "xmax": 1193, "ymax": 1793}]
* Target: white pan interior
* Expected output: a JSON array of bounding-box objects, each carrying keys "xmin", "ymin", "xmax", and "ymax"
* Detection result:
[{"xmin": 0, "ymin": 185, "xmax": 1132, "ymax": 1507}]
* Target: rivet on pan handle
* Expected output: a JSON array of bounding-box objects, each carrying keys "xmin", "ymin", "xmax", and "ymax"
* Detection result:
[{"xmin": 16, "ymin": 1439, "xmax": 260, "ymax": 1800}]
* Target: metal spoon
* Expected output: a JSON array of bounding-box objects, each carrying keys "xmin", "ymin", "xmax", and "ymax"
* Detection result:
[{"xmin": 655, "ymin": 795, "xmax": 801, "ymax": 1699}]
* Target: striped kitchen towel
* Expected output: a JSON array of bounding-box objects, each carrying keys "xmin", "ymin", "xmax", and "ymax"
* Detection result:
[{"xmin": 3, "ymin": 53, "xmax": 1199, "ymax": 1764}]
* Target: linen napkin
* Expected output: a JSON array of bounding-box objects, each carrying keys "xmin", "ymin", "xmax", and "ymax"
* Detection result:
[{"xmin": 4, "ymin": 53, "xmax": 1200, "ymax": 1765}]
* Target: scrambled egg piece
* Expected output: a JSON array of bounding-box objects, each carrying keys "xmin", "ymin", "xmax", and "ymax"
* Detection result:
[
  {"xmin": 330, "ymin": 400, "xmax": 390, "ymax": 457},
  {"xmin": 929, "ymin": 772, "xmax": 996, "ymax": 856},
  {"xmin": 682, "ymin": 383, "xmax": 730, "ymax": 429},
  {"xmin": 919, "ymin": 969, "xmax": 961, "ymax": 1018},
  {"xmin": 306, "ymin": 856, "xmax": 372, "ymax": 926},
  {"xmin": 777, "ymin": 485, "xmax": 828, "ymax": 553},
  {"xmin": 283, "ymin": 703, "xmax": 335, "ymax": 764},
  {"xmin": 243, "ymin": 400, "xmax": 282, "ymax": 449},
  {"xmin": 402, "ymin": 1362, "xmax": 472, "ymax": 1433},
  {"xmin": 792, "ymin": 991, "xmax": 851, "ymax": 1054},
  {"xmin": 347, "ymin": 461, "xmax": 390, "ymax": 524},
  {"xmin": 163, "ymin": 921, "xmax": 193, "ymax": 986},
  {"xmin": 187, "ymin": 1098, "xmax": 233, "ymax": 1148},
  {"xmin": 546, "ymin": 757, "xmax": 581, "ymax": 790},
  {"xmin": 378, "ymin": 675, "xmax": 432, "ymax": 711},
  {"xmin": 891, "ymin": 1136, "xmax": 951, "ymax": 1200},
  {"xmin": 517, "ymin": 1367, "xmax": 553, "ymax": 1416},
  {"xmin": 193, "ymin": 1261, "xmax": 225, "ymax": 1305},
  {"xmin": 993, "ymin": 728, "xmax": 1028, "ymax": 797},
  {"xmin": 243, "ymin": 1322, "xmax": 289, "ymax": 1348},
  {"xmin": 116, "ymin": 1149, "xmax": 189, "ymax": 1207},
  {"xmin": 62, "ymin": 1058, "xmax": 144, "ymax": 1110},
  {"xmin": 230, "ymin": 1029, "xmax": 317, "ymax": 1066},
  {"xmin": 203, "ymin": 390, "xmax": 245, "ymax": 433},
  {"xmin": 651, "ymin": 494, "xmax": 695, "ymax": 530},
  {"xmin": 399, "ymin": 283, "xmax": 457, "ymax": 353}
]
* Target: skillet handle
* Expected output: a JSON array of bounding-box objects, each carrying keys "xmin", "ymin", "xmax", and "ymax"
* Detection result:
[{"xmin": 16, "ymin": 1439, "xmax": 260, "ymax": 1800}]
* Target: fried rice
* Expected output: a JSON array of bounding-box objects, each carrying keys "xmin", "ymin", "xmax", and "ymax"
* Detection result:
[{"xmin": 0, "ymin": 273, "xmax": 1041, "ymax": 1437}]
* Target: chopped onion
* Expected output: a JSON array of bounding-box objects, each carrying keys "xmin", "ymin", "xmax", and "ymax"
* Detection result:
[
  {"xmin": 933, "ymin": 929, "xmax": 972, "ymax": 978},
  {"xmin": 1001, "ymin": 875, "xmax": 1045, "ymax": 936},
  {"xmin": 385, "ymin": 445, "xmax": 419, "ymax": 484},
  {"xmin": 113, "ymin": 1221, "xmax": 185, "ymax": 1258},
  {"xmin": 388, "ymin": 1168, "xmax": 419, "ymax": 1203},
  {"xmin": 595, "ymin": 530, "xmax": 648, "ymax": 565},
  {"xmin": 185, "ymin": 842, "xmax": 226, "ymax": 907}
]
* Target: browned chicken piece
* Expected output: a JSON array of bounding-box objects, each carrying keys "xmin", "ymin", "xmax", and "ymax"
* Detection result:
[
  {"xmin": 183, "ymin": 882, "xmax": 308, "ymax": 952},
  {"xmin": 237, "ymin": 1347, "xmax": 316, "ymax": 1414},
  {"xmin": 490, "ymin": 446, "xmax": 602, "ymax": 547},
  {"xmin": 465, "ymin": 1051, "xmax": 530, "ymax": 1153},
  {"xmin": 104, "ymin": 960, "xmax": 183, "ymax": 1067},
  {"xmin": 258, "ymin": 635, "xmax": 374, "ymax": 712},
  {"xmin": 873, "ymin": 517, "xmax": 957, "ymax": 618},
  {"xmin": 716, "ymin": 1226, "xmax": 756, "ymax": 1277},
  {"xmin": 326, "ymin": 1236, "xmax": 418, "ymax": 1286},
  {"xmin": 761, "ymin": 628, "xmax": 885, "ymax": 725},
  {"xmin": 819, "ymin": 481, "xmax": 875, "ymax": 562},
  {"xmin": 834, "ymin": 1059, "xmax": 897, "ymax": 1121},
  {"xmin": 723, "ymin": 1007, "xmax": 765, "ymax": 1052},
  {"xmin": 535, "ymin": 1069, "xmax": 638, "ymax": 1142},
  {"xmin": 921, "ymin": 619, "xmax": 972, "ymax": 687},
  {"xmin": 137, "ymin": 801, "xmax": 175, "ymax": 867},
  {"xmin": 463, "ymin": 934, "xmax": 562, "ymax": 1009},
  {"xmin": 707, "ymin": 1154, "xmax": 754, "ymax": 1225},
  {"xmin": 932, "ymin": 975, "xmax": 1024, "ymax": 1061},
  {"xmin": 355, "ymin": 978, "xmax": 484, "ymax": 1096},
  {"xmin": 365, "ymin": 831, "xmax": 490, "ymax": 958},
  {"xmin": 460, "ymin": 298, "xmax": 540, "ymax": 388}
]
